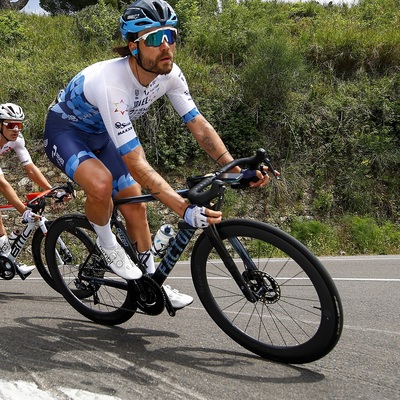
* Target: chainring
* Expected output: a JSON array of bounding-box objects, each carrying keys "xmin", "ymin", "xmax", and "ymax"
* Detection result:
[
  {"xmin": 0, "ymin": 256, "xmax": 16, "ymax": 280},
  {"xmin": 129, "ymin": 275, "xmax": 165, "ymax": 315}
]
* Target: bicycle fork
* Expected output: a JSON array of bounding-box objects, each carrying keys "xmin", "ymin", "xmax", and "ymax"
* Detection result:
[{"xmin": 205, "ymin": 225, "xmax": 258, "ymax": 303}]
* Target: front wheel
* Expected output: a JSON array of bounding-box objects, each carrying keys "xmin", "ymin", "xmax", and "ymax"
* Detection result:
[
  {"xmin": 45, "ymin": 214, "xmax": 136, "ymax": 325},
  {"xmin": 32, "ymin": 225, "xmax": 57, "ymax": 291},
  {"xmin": 191, "ymin": 219, "xmax": 343, "ymax": 364}
]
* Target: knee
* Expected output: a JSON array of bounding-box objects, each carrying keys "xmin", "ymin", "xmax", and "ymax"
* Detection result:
[{"xmin": 86, "ymin": 173, "xmax": 113, "ymax": 202}]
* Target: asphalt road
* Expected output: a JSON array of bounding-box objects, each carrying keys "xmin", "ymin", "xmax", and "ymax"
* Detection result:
[{"xmin": 0, "ymin": 255, "xmax": 399, "ymax": 400}]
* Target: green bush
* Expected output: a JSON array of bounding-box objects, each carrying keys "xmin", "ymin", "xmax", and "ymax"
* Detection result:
[
  {"xmin": 0, "ymin": 11, "xmax": 26, "ymax": 44},
  {"xmin": 289, "ymin": 217, "xmax": 340, "ymax": 255},
  {"xmin": 343, "ymin": 216, "xmax": 400, "ymax": 254},
  {"xmin": 74, "ymin": 0, "xmax": 120, "ymax": 47}
]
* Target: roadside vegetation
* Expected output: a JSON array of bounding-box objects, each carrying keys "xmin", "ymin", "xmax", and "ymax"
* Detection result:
[{"xmin": 0, "ymin": 0, "xmax": 399, "ymax": 256}]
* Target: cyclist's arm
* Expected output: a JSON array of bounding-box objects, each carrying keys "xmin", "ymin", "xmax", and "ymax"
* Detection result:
[
  {"xmin": 122, "ymin": 145, "xmax": 221, "ymax": 222},
  {"xmin": 186, "ymin": 114, "xmax": 241, "ymax": 173},
  {"xmin": 23, "ymin": 163, "xmax": 52, "ymax": 190},
  {"xmin": 0, "ymin": 174, "xmax": 26, "ymax": 214}
]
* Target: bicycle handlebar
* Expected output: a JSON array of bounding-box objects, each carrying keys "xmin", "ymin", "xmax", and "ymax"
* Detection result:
[
  {"xmin": 187, "ymin": 148, "xmax": 279, "ymax": 205},
  {"xmin": 26, "ymin": 182, "xmax": 76, "ymax": 212},
  {"xmin": 113, "ymin": 149, "xmax": 279, "ymax": 208}
]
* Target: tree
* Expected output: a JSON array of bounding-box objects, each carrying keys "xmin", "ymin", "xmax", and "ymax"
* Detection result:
[
  {"xmin": 40, "ymin": 0, "xmax": 118, "ymax": 15},
  {"xmin": 40, "ymin": 0, "xmax": 95, "ymax": 14},
  {"xmin": 0, "ymin": 0, "xmax": 29, "ymax": 10}
]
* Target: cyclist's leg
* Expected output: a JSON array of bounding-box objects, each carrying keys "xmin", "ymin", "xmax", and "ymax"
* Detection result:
[
  {"xmin": 44, "ymin": 116, "xmax": 141, "ymax": 280},
  {"xmin": 44, "ymin": 117, "xmax": 114, "ymax": 228},
  {"xmin": 99, "ymin": 146, "xmax": 193, "ymax": 308},
  {"xmin": 116, "ymin": 185, "xmax": 152, "ymax": 252}
]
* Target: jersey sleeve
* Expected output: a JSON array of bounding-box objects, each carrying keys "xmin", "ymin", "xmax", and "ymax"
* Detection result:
[
  {"xmin": 13, "ymin": 134, "xmax": 33, "ymax": 166},
  {"xmin": 165, "ymin": 65, "xmax": 200, "ymax": 124}
]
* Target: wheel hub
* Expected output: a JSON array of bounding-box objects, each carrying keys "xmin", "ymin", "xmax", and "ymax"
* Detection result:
[{"xmin": 244, "ymin": 270, "xmax": 281, "ymax": 304}]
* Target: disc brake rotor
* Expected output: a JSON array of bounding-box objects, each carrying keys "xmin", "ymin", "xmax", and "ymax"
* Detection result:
[{"xmin": 244, "ymin": 270, "xmax": 281, "ymax": 304}]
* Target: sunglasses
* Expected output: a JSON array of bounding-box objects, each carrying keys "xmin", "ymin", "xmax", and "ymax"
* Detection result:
[
  {"xmin": 134, "ymin": 27, "xmax": 177, "ymax": 47},
  {"xmin": 2, "ymin": 121, "xmax": 23, "ymax": 130}
]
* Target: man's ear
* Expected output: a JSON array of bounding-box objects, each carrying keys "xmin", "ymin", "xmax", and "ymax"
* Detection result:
[{"xmin": 129, "ymin": 42, "xmax": 138, "ymax": 56}]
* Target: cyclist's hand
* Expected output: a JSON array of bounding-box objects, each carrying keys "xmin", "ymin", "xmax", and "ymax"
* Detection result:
[
  {"xmin": 240, "ymin": 167, "xmax": 270, "ymax": 188},
  {"xmin": 22, "ymin": 209, "xmax": 40, "ymax": 223},
  {"xmin": 184, "ymin": 205, "xmax": 222, "ymax": 228},
  {"xmin": 55, "ymin": 189, "xmax": 71, "ymax": 202}
]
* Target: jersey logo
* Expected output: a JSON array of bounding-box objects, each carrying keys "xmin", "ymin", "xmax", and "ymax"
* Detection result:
[
  {"xmin": 115, "ymin": 122, "xmax": 130, "ymax": 129},
  {"xmin": 114, "ymin": 99, "xmax": 129, "ymax": 115}
]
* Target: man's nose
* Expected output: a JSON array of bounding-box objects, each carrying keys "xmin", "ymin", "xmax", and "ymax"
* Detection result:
[{"xmin": 159, "ymin": 38, "xmax": 170, "ymax": 49}]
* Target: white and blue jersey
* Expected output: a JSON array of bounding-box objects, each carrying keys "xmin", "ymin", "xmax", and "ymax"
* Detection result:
[{"xmin": 44, "ymin": 57, "xmax": 200, "ymax": 196}]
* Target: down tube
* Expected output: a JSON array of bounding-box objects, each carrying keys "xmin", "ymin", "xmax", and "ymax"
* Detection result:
[{"xmin": 151, "ymin": 226, "xmax": 196, "ymax": 285}]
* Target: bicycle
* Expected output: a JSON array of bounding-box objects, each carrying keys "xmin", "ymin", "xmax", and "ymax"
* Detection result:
[
  {"xmin": 0, "ymin": 182, "xmax": 75, "ymax": 287},
  {"xmin": 44, "ymin": 149, "xmax": 343, "ymax": 364}
]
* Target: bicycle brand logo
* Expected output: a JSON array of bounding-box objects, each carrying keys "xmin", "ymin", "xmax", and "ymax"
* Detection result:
[{"xmin": 116, "ymin": 227, "xmax": 130, "ymax": 248}]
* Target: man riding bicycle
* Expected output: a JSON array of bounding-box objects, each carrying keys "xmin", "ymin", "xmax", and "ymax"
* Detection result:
[
  {"xmin": 0, "ymin": 103, "xmax": 53, "ymax": 276},
  {"xmin": 43, "ymin": 0, "xmax": 269, "ymax": 309}
]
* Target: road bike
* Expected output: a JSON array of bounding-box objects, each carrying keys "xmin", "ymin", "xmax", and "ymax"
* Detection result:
[
  {"xmin": 0, "ymin": 183, "xmax": 75, "ymax": 288},
  {"xmin": 44, "ymin": 149, "xmax": 343, "ymax": 364}
]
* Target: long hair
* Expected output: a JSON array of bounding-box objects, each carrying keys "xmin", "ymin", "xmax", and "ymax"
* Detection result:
[{"xmin": 112, "ymin": 32, "xmax": 137, "ymax": 57}]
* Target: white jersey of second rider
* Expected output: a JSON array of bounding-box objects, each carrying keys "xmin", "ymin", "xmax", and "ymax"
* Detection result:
[{"xmin": 0, "ymin": 133, "xmax": 32, "ymax": 175}]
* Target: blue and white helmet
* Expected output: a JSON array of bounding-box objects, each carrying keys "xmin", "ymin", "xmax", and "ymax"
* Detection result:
[
  {"xmin": 0, "ymin": 103, "xmax": 24, "ymax": 121},
  {"xmin": 120, "ymin": 0, "xmax": 178, "ymax": 41}
]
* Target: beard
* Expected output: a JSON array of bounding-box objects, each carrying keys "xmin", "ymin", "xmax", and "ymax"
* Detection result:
[{"xmin": 138, "ymin": 50, "xmax": 174, "ymax": 75}]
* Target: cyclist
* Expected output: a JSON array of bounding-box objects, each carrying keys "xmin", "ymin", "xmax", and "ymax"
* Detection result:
[
  {"xmin": 43, "ymin": 0, "xmax": 269, "ymax": 309},
  {"xmin": 0, "ymin": 103, "xmax": 52, "ymax": 276}
]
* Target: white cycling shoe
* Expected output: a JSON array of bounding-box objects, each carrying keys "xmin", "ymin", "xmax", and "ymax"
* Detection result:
[
  {"xmin": 163, "ymin": 285, "xmax": 193, "ymax": 309},
  {"xmin": 16, "ymin": 264, "xmax": 36, "ymax": 275},
  {"xmin": 96, "ymin": 239, "xmax": 142, "ymax": 280}
]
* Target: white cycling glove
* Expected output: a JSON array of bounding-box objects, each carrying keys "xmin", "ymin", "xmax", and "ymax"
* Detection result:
[
  {"xmin": 56, "ymin": 189, "xmax": 68, "ymax": 201},
  {"xmin": 184, "ymin": 205, "xmax": 209, "ymax": 228},
  {"xmin": 23, "ymin": 209, "xmax": 36, "ymax": 223}
]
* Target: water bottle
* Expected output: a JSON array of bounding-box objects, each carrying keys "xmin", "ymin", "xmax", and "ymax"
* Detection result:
[
  {"xmin": 8, "ymin": 229, "xmax": 21, "ymax": 247},
  {"xmin": 151, "ymin": 224, "xmax": 175, "ymax": 257}
]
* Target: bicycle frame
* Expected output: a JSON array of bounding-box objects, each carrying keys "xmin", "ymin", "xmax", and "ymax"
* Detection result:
[
  {"xmin": 0, "ymin": 201, "xmax": 50, "ymax": 263},
  {"xmin": 112, "ymin": 188, "xmax": 259, "ymax": 303},
  {"xmin": 0, "ymin": 183, "xmax": 75, "ymax": 279},
  {"xmin": 111, "ymin": 194, "xmax": 196, "ymax": 284}
]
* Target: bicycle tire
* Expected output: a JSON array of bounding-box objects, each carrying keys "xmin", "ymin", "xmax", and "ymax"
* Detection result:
[
  {"xmin": 191, "ymin": 219, "xmax": 343, "ymax": 364},
  {"xmin": 45, "ymin": 214, "xmax": 136, "ymax": 325},
  {"xmin": 32, "ymin": 226, "xmax": 58, "ymax": 291},
  {"xmin": 32, "ymin": 222, "xmax": 98, "ymax": 299}
]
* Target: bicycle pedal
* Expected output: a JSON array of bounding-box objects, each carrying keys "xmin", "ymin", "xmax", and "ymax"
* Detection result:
[
  {"xmin": 18, "ymin": 271, "xmax": 32, "ymax": 280},
  {"xmin": 161, "ymin": 286, "xmax": 176, "ymax": 317}
]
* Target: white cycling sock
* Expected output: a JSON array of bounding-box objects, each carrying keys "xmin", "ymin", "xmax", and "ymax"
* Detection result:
[{"xmin": 91, "ymin": 220, "xmax": 117, "ymax": 249}]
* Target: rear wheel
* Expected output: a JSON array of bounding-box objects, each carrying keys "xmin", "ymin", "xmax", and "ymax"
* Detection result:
[
  {"xmin": 45, "ymin": 214, "xmax": 136, "ymax": 325},
  {"xmin": 191, "ymin": 219, "xmax": 343, "ymax": 364}
]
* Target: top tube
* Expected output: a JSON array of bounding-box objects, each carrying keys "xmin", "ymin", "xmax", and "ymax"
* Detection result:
[{"xmin": 113, "ymin": 189, "xmax": 189, "ymax": 206}]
